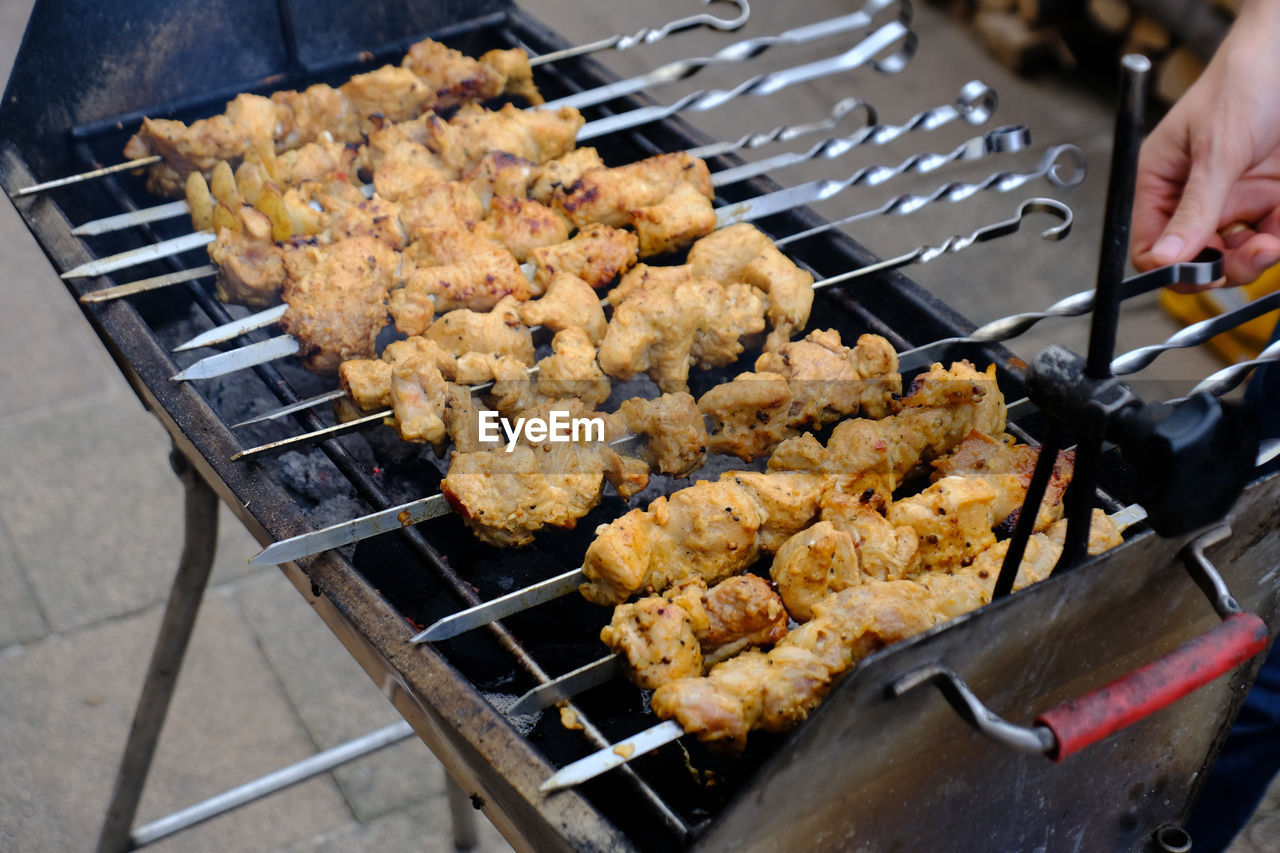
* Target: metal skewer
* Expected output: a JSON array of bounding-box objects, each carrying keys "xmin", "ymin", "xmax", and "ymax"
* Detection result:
[
  {"xmin": 1110, "ymin": 288, "xmax": 1280, "ymax": 375},
  {"xmin": 525, "ymin": 0, "xmax": 752, "ymax": 66},
  {"xmin": 896, "ymin": 248, "xmax": 1224, "ymax": 373},
  {"xmin": 575, "ymin": 20, "xmax": 917, "ymax": 142},
  {"xmin": 541, "ymin": 0, "xmax": 909, "ymax": 112},
  {"xmin": 12, "ymin": 1, "xmax": 754, "ymax": 199},
  {"xmin": 1187, "ymin": 337, "xmax": 1280, "ymax": 398}
]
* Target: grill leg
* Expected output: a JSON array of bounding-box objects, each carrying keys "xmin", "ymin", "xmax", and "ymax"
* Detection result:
[
  {"xmin": 95, "ymin": 448, "xmax": 219, "ymax": 853},
  {"xmin": 446, "ymin": 775, "xmax": 479, "ymax": 850}
]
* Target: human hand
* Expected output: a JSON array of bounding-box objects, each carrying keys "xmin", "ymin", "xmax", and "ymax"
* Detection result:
[{"xmin": 1131, "ymin": 1, "xmax": 1280, "ymax": 288}]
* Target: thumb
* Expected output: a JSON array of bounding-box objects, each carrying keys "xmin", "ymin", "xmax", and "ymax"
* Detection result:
[{"xmin": 1149, "ymin": 157, "xmax": 1236, "ymax": 265}]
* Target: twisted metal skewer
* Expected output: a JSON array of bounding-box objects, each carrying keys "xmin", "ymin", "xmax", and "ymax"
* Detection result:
[
  {"xmin": 687, "ymin": 96, "xmax": 878, "ymax": 159},
  {"xmin": 1189, "ymin": 338, "xmax": 1280, "ymax": 398},
  {"xmin": 773, "ymin": 142, "xmax": 1086, "ymax": 245},
  {"xmin": 528, "ymin": 0, "xmax": 752, "ymax": 66},
  {"xmin": 896, "ymin": 249, "xmax": 1222, "ymax": 373},
  {"xmin": 577, "ymin": 20, "xmax": 916, "ymax": 140},
  {"xmin": 712, "ymin": 80, "xmax": 995, "ymax": 185},
  {"xmin": 1111, "ymin": 289, "xmax": 1280, "ymax": 375},
  {"xmin": 545, "ymin": 0, "xmax": 911, "ymax": 111}
]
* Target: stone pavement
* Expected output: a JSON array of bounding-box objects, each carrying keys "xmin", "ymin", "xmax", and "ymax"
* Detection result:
[{"xmin": 0, "ymin": 0, "xmax": 1276, "ymax": 850}]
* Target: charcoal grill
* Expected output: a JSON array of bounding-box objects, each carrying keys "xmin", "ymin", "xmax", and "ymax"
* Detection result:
[{"xmin": 4, "ymin": 1, "xmax": 1279, "ymax": 850}]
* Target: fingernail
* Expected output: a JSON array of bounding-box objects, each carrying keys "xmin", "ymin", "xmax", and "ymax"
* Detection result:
[
  {"xmin": 1152, "ymin": 234, "xmax": 1184, "ymax": 262},
  {"xmin": 1253, "ymin": 251, "xmax": 1280, "ymax": 274}
]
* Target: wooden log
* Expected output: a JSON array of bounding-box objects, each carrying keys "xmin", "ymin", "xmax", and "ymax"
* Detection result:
[
  {"xmin": 1087, "ymin": 0, "xmax": 1133, "ymax": 35},
  {"xmin": 1016, "ymin": 0, "xmax": 1084, "ymax": 25},
  {"xmin": 1126, "ymin": 0, "xmax": 1228, "ymax": 61},
  {"xmin": 1124, "ymin": 14, "xmax": 1172, "ymax": 57},
  {"xmin": 973, "ymin": 10, "xmax": 1077, "ymax": 72},
  {"xmin": 1155, "ymin": 46, "xmax": 1206, "ymax": 105}
]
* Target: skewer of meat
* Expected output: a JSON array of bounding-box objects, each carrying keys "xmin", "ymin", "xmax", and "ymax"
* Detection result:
[
  {"xmin": 15, "ymin": 2, "xmax": 755, "ymax": 199},
  {"xmin": 541, "ymin": 507, "xmax": 1126, "ymax": 791},
  {"xmin": 49, "ymin": 4, "xmax": 906, "ymax": 216},
  {"xmin": 229, "ymin": 198, "xmax": 1069, "ymax": 461},
  {"xmin": 517, "ymin": 430, "xmax": 1073, "ymax": 714},
  {"xmin": 393, "ymin": 359, "xmax": 1001, "ymax": 635}
]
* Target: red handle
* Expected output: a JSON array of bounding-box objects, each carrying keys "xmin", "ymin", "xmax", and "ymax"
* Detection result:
[{"xmin": 1036, "ymin": 611, "xmax": 1270, "ymax": 761}]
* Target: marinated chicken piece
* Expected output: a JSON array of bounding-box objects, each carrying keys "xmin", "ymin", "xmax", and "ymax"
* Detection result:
[
  {"xmin": 340, "ymin": 66, "xmax": 434, "ymax": 134},
  {"xmin": 630, "ymin": 182, "xmax": 718, "ymax": 257},
  {"xmin": 818, "ymin": 490, "xmax": 920, "ymax": 581},
  {"xmin": 462, "ymin": 151, "xmax": 540, "ymax": 207},
  {"xmin": 265, "ymin": 137, "xmax": 358, "ymax": 189},
  {"xmin": 389, "ymin": 234, "xmax": 530, "ymax": 331},
  {"xmin": 756, "ymin": 330, "xmax": 901, "ymax": 423},
  {"xmin": 600, "ymin": 447, "xmax": 652, "ymax": 500},
  {"xmin": 599, "ymin": 276, "xmax": 767, "ymax": 393},
  {"xmin": 770, "ymin": 521, "xmax": 862, "ymax": 622},
  {"xmin": 601, "ymin": 595, "xmax": 705, "ymax": 689},
  {"xmin": 601, "ymin": 575, "xmax": 788, "ymax": 689},
  {"xmin": 580, "ymin": 480, "xmax": 764, "ymax": 606},
  {"xmin": 932, "ymin": 431, "xmax": 1074, "ymax": 533},
  {"xmin": 886, "ymin": 476, "xmax": 1000, "ymax": 573},
  {"xmin": 337, "ymin": 336, "xmax": 458, "ymax": 414},
  {"xmin": 398, "ymin": 180, "xmax": 486, "ymax": 236},
  {"xmin": 536, "ymin": 329, "xmax": 611, "ymax": 409},
  {"xmin": 278, "ymin": 236, "xmax": 398, "ymax": 372},
  {"xmin": 478, "ymin": 47, "xmax": 541, "ymax": 104},
  {"xmin": 618, "ymin": 393, "xmax": 709, "ymax": 478},
  {"xmin": 124, "ymin": 93, "xmax": 279, "ymax": 196},
  {"xmin": 338, "ymin": 359, "xmax": 393, "ymax": 411},
  {"xmin": 441, "ymin": 442, "xmax": 605, "ymax": 548},
  {"xmin": 272, "ymin": 84, "xmax": 359, "ymax": 151},
  {"xmin": 389, "ymin": 358, "xmax": 451, "ymax": 444},
  {"xmin": 699, "ymin": 332, "xmax": 901, "ymax": 461},
  {"xmin": 441, "ymin": 384, "xmax": 486, "ymax": 453},
  {"xmin": 485, "ymin": 355, "xmax": 544, "ymax": 418},
  {"xmin": 529, "ymin": 147, "xmax": 606, "ymax": 203},
  {"xmin": 426, "ymin": 103, "xmax": 582, "ymax": 176},
  {"xmin": 697, "ymin": 372, "xmax": 795, "ymax": 461},
  {"xmin": 687, "ymin": 223, "xmax": 815, "ymax": 349},
  {"xmin": 208, "ymin": 207, "xmax": 285, "ymax": 307},
  {"xmin": 325, "ymin": 194, "xmax": 408, "ymax": 250},
  {"xmin": 605, "ymin": 262, "xmax": 695, "ymax": 307},
  {"xmin": 920, "ymin": 510, "xmax": 1123, "ymax": 621},
  {"xmin": 553, "ymin": 152, "xmax": 715, "ymax": 229},
  {"xmin": 369, "ymin": 138, "xmax": 450, "ymax": 202},
  {"xmin": 769, "ymin": 362, "xmax": 1004, "ymax": 502},
  {"xmin": 472, "ymin": 196, "xmax": 572, "ymax": 262},
  {"xmin": 422, "ymin": 296, "xmax": 535, "ymax": 363},
  {"xmin": 685, "ymin": 222, "xmax": 774, "ymax": 282},
  {"xmin": 529, "ymin": 224, "xmax": 639, "ymax": 292},
  {"xmin": 518, "ymin": 273, "xmax": 608, "ymax": 345},
  {"xmin": 652, "ymin": 581, "xmax": 935, "ymax": 750},
  {"xmin": 580, "ymin": 471, "xmax": 825, "ymax": 606},
  {"xmin": 399, "ymin": 38, "xmax": 506, "ymax": 108}
]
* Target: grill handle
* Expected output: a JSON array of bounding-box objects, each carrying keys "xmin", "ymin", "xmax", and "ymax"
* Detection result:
[
  {"xmin": 890, "ymin": 524, "xmax": 1271, "ymax": 760},
  {"xmin": 1036, "ymin": 611, "xmax": 1268, "ymax": 761}
]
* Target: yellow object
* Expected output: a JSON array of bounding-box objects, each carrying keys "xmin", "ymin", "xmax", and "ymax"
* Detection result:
[{"xmin": 1159, "ymin": 261, "xmax": 1280, "ymax": 363}]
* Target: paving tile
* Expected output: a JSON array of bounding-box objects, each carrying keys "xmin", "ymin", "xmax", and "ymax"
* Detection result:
[
  {"xmin": 0, "ymin": 391, "xmax": 266, "ymax": 633},
  {"xmin": 0, "ymin": 593, "xmax": 349, "ymax": 852},
  {"xmin": 0, "ymin": 517, "xmax": 47, "ymax": 648},
  {"xmin": 234, "ymin": 572, "xmax": 445, "ymax": 822},
  {"xmin": 290, "ymin": 792, "xmax": 514, "ymax": 853}
]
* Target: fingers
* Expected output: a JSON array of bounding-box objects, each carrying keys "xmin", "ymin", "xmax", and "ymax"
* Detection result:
[
  {"xmin": 1221, "ymin": 228, "xmax": 1280, "ymax": 286},
  {"xmin": 1148, "ymin": 154, "xmax": 1239, "ymax": 266}
]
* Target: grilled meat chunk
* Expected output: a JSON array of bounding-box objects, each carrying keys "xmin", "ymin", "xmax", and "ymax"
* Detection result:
[{"xmin": 278, "ymin": 236, "xmax": 398, "ymax": 372}]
